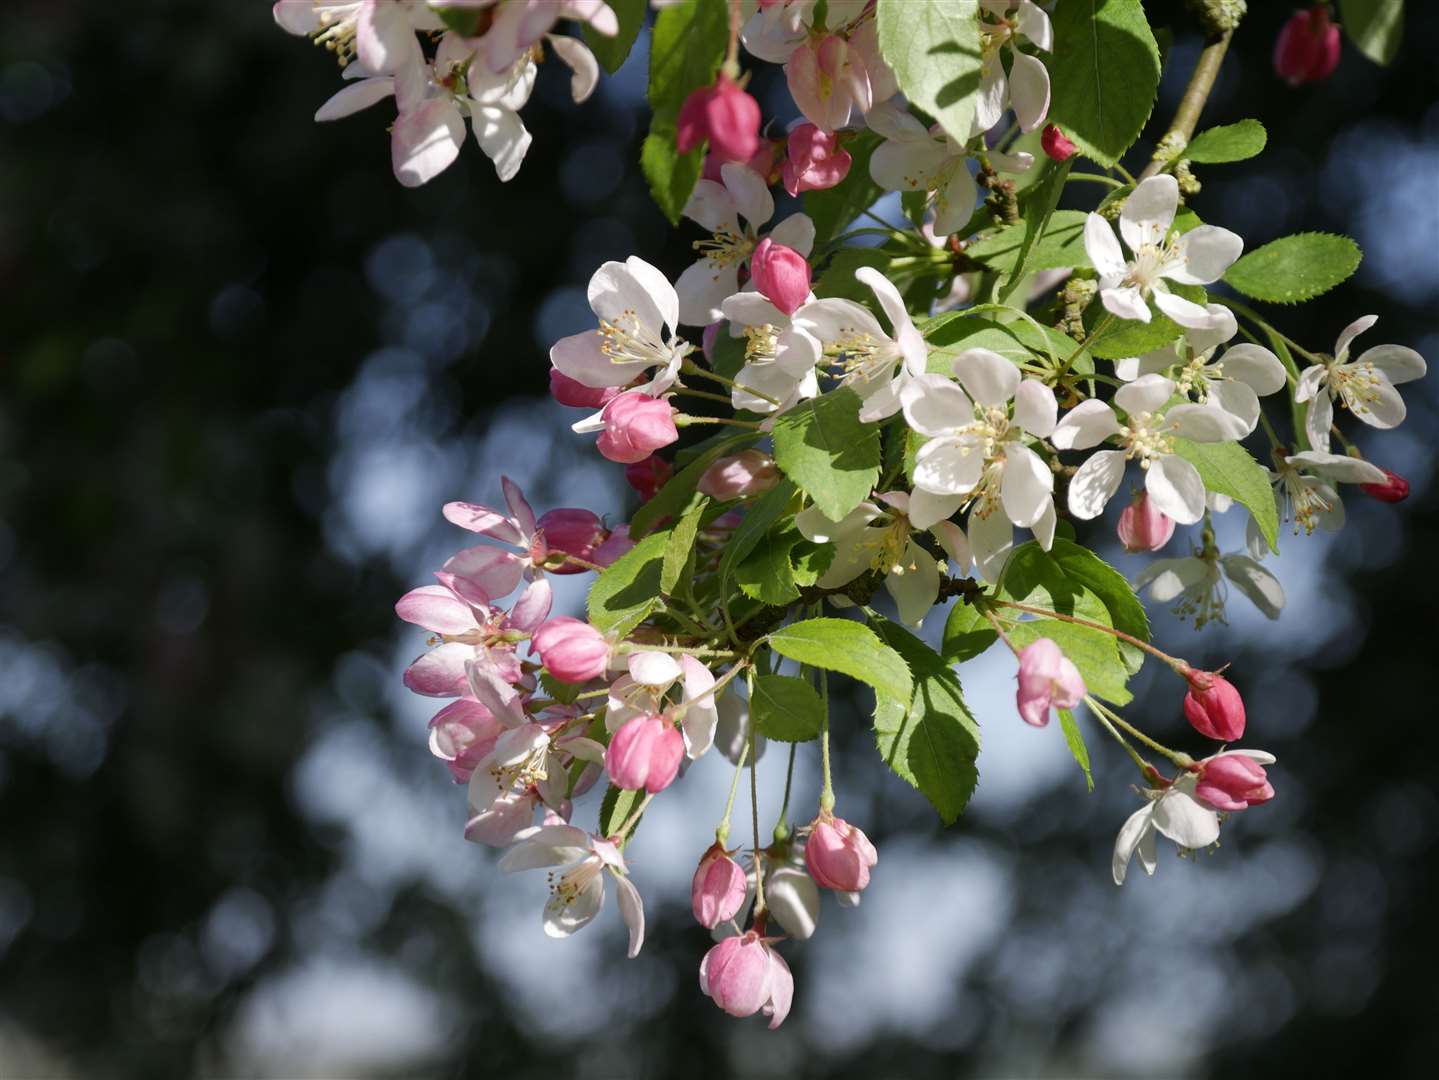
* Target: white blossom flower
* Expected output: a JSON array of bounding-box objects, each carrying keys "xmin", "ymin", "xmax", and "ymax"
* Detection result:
[
  {"xmin": 678, "ymin": 164, "xmax": 816, "ymax": 325},
  {"xmin": 1295, "ymin": 314, "xmax": 1426, "ymax": 451},
  {"xmin": 605, "ymin": 652, "xmax": 720, "ymax": 760},
  {"xmin": 792, "ymin": 267, "xmax": 929, "ymax": 422},
  {"xmin": 1135, "ymin": 545, "xmax": 1284, "ymax": 625},
  {"xmin": 1115, "ymin": 303, "xmax": 1286, "ymax": 436},
  {"xmin": 1083, "ymin": 175, "xmax": 1243, "ymax": 329},
  {"xmin": 1055, "ymin": 373, "xmax": 1250, "ymax": 525},
  {"xmin": 718, "ymin": 292, "xmax": 821, "ymax": 418},
  {"xmin": 974, "ymin": 1, "xmax": 1053, "ymax": 135},
  {"xmin": 500, "ymin": 822, "xmax": 645, "ymax": 955},
  {"xmin": 1245, "ymin": 449, "xmax": 1388, "ymax": 552},
  {"xmin": 795, "ymin": 493, "xmax": 971, "ymax": 627},
  {"xmin": 899, "ymin": 349, "xmax": 1060, "ymax": 578},
  {"xmin": 273, "ymin": 0, "xmax": 441, "ymax": 76},
  {"xmin": 740, "ymin": 0, "xmax": 872, "ymax": 63}
]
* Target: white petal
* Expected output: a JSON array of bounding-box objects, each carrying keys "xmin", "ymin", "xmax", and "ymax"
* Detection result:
[
  {"xmin": 546, "ymin": 33, "xmax": 599, "ymax": 103},
  {"xmin": 968, "ymin": 507, "xmax": 1013, "ymax": 584},
  {"xmin": 856, "ymin": 377, "xmax": 905, "ymax": 422},
  {"xmin": 1151, "ymin": 791, "xmax": 1220, "ymax": 850},
  {"xmin": 1000, "ymin": 445, "xmax": 1054, "ymax": 528},
  {"xmin": 1119, "ymin": 175, "xmax": 1179, "ymax": 252},
  {"xmin": 1101, "ymin": 285, "xmax": 1152, "ymax": 323},
  {"xmin": 1114, "ymin": 373, "xmax": 1176, "ymax": 416},
  {"xmin": 1153, "ymin": 289, "xmax": 1226, "ymax": 329},
  {"xmin": 391, "ymin": 98, "xmax": 465, "ymax": 187},
  {"xmin": 1220, "ymin": 554, "xmax": 1285, "ymax": 619},
  {"xmin": 1294, "ymin": 364, "xmax": 1326, "ymax": 403},
  {"xmin": 623, "ymin": 255, "xmax": 681, "ymax": 335},
  {"xmin": 1220, "ymin": 344, "xmax": 1287, "ymax": 395},
  {"xmin": 588, "ymin": 259, "xmax": 669, "ymax": 339},
  {"xmin": 1167, "ymin": 225, "xmax": 1243, "ymax": 285},
  {"xmin": 675, "ymin": 259, "xmax": 739, "ymax": 327},
  {"xmin": 914, "ymin": 439, "xmax": 984, "ymax": 495},
  {"xmin": 1016, "ymin": 0, "xmax": 1053, "ymax": 50},
  {"xmin": 864, "ymin": 98, "xmax": 929, "ymax": 140},
  {"xmin": 951, "ymin": 347, "xmax": 1021, "ymax": 406},
  {"xmin": 1205, "ymin": 382, "xmax": 1261, "ymax": 436},
  {"xmin": 1284, "ymin": 451, "xmax": 1387, "ymax": 485},
  {"xmin": 543, "ymin": 871, "xmax": 604, "ymax": 937},
  {"xmin": 1348, "ymin": 375, "xmax": 1406, "ymax": 430},
  {"xmin": 1135, "ymin": 556, "xmax": 1213, "ymax": 602},
  {"xmin": 794, "ymin": 298, "xmax": 887, "ymax": 345},
  {"xmin": 612, "ymin": 872, "xmax": 646, "ymax": 959},
  {"xmin": 627, "ymin": 651, "xmax": 682, "ymax": 686},
  {"xmin": 315, "ymin": 76, "xmax": 396, "ymax": 121},
  {"xmin": 856, "ymin": 265, "xmax": 914, "ymax": 340},
  {"xmin": 1013, "ymin": 379, "xmax": 1057, "ymax": 437},
  {"xmin": 1008, "ymin": 51, "xmax": 1051, "ymax": 132},
  {"xmin": 684, "ymin": 179, "xmax": 740, "ymax": 233},
  {"xmin": 1084, "ymin": 214, "xmax": 1128, "ymax": 279},
  {"xmin": 721, "ymin": 291, "xmax": 785, "ymax": 327},
  {"xmin": 1359, "ymin": 343, "xmax": 1426, "ymax": 386},
  {"xmin": 907, "ymin": 488, "xmax": 965, "ymax": 530},
  {"xmin": 929, "ymin": 519, "xmax": 971, "ymax": 572},
  {"xmin": 932, "ymin": 166, "xmax": 979, "ymax": 237},
  {"xmin": 900, "ymin": 373, "xmax": 972, "ymax": 437},
  {"xmin": 768, "ymin": 212, "xmax": 817, "ymax": 257},
  {"xmin": 1305, "ymin": 390, "xmax": 1333, "ymax": 453},
  {"xmin": 886, "ymin": 543, "xmax": 940, "ymax": 627},
  {"xmin": 1166, "ymin": 402, "xmax": 1250, "ymax": 442},
  {"xmin": 550, "ymin": 329, "xmax": 647, "ymax": 388},
  {"xmin": 869, "ymin": 138, "xmax": 951, "ymax": 192},
  {"xmin": 1067, "ymin": 450, "xmax": 1126, "ymax": 519},
  {"xmin": 1146, "ymin": 454, "xmax": 1207, "ymax": 525},
  {"xmin": 1185, "ymin": 306, "xmax": 1238, "ymax": 356},
  {"xmin": 1051, "ymin": 400, "xmax": 1120, "ymax": 450},
  {"xmin": 1112, "ymin": 806, "xmax": 1153, "ymax": 886},
  {"xmin": 721, "ymin": 163, "xmax": 775, "ymax": 227},
  {"xmin": 1334, "ymin": 314, "xmax": 1378, "ymax": 361}
]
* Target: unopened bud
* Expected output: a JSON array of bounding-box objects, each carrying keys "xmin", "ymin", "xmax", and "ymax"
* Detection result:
[
  {"xmin": 804, "ymin": 815, "xmax": 878, "ymax": 893},
  {"xmin": 1195, "ymin": 751, "xmax": 1275, "ymax": 811},
  {"xmin": 697, "ymin": 450, "xmax": 781, "ymax": 501},
  {"xmin": 1181, "ymin": 666, "xmax": 1246, "ymax": 742},
  {"xmin": 1117, "ymin": 492, "xmax": 1176, "ymax": 553},
  {"xmin": 1360, "ymin": 467, "xmax": 1410, "ymax": 503},
  {"xmin": 1274, "ymin": 6, "xmax": 1341, "ymax": 87},
  {"xmin": 1041, "ymin": 123, "xmax": 1077, "ymax": 162},
  {"xmin": 691, "ymin": 844, "xmax": 748, "ymax": 929},
  {"xmin": 748, "ymin": 237, "xmax": 812, "ymax": 316},
  {"xmin": 677, "ymin": 74, "xmax": 762, "ymax": 163}
]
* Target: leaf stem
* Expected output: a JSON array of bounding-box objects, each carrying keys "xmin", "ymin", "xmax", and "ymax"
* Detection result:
[
  {"xmin": 817, "ymin": 668, "xmax": 834, "ymax": 813},
  {"xmin": 773, "ymin": 741, "xmax": 798, "ymax": 843},
  {"xmin": 994, "ymin": 599, "xmax": 1185, "ymax": 673},
  {"xmin": 749, "ymin": 722, "xmax": 766, "ymax": 918},
  {"xmin": 716, "ymin": 740, "xmax": 750, "ymax": 846},
  {"xmin": 1053, "ymin": 313, "xmax": 1114, "ymax": 381}
]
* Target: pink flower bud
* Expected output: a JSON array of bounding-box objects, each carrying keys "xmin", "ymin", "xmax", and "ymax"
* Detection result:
[
  {"xmin": 699, "ymin": 932, "xmax": 793, "ymax": 1029},
  {"xmin": 783, "ymin": 123, "xmax": 853, "ymax": 196},
  {"xmin": 1195, "ymin": 752, "xmax": 1275, "ymax": 812},
  {"xmin": 1015, "ymin": 638, "xmax": 1086, "ymax": 727},
  {"xmin": 804, "ymin": 815, "xmax": 878, "ymax": 893},
  {"xmin": 549, "ymin": 368, "xmax": 618, "ymax": 409},
  {"xmin": 697, "ymin": 450, "xmax": 781, "ymax": 501},
  {"xmin": 591, "ymin": 524, "xmax": 635, "ymax": 567},
  {"xmin": 691, "ymin": 844, "xmax": 748, "ymax": 929},
  {"xmin": 1041, "ymin": 123, "xmax": 1077, "ymax": 162},
  {"xmin": 748, "ymin": 237, "xmax": 812, "ymax": 316},
  {"xmin": 535, "ymin": 508, "xmax": 606, "ymax": 574},
  {"xmin": 624, "ymin": 454, "xmax": 673, "ymax": 501},
  {"xmin": 677, "ymin": 74, "xmax": 762, "ymax": 163},
  {"xmin": 1117, "ymin": 491, "xmax": 1176, "ymax": 553},
  {"xmin": 596, "ymin": 392, "xmax": 679, "ymax": 464},
  {"xmin": 1274, "ymin": 6, "xmax": 1341, "ymax": 87},
  {"xmin": 1360, "ymin": 467, "xmax": 1410, "ymax": 503},
  {"xmin": 605, "ymin": 714, "xmax": 685, "ymax": 793},
  {"xmin": 532, "ymin": 617, "xmax": 610, "ymax": 684},
  {"xmin": 1182, "ymin": 668, "xmax": 1246, "ymax": 742}
]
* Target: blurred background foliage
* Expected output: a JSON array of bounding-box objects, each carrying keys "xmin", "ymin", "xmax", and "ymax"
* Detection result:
[{"xmin": 1, "ymin": 1, "xmax": 1437, "ymax": 1077}]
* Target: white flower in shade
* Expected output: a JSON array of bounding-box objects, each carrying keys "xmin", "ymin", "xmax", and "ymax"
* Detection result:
[
  {"xmin": 793, "ymin": 267, "xmax": 929, "ymax": 422},
  {"xmin": 500, "ymin": 822, "xmax": 645, "ymax": 956},
  {"xmin": 1245, "ymin": 449, "xmax": 1388, "ymax": 551},
  {"xmin": 1295, "ymin": 315, "xmax": 1426, "ymax": 451},
  {"xmin": 1115, "ymin": 304, "xmax": 1287, "ymax": 436},
  {"xmin": 974, "ymin": 0, "xmax": 1053, "ymax": 135},
  {"xmin": 740, "ymin": 0, "xmax": 872, "ymax": 62},
  {"xmin": 273, "ymin": 1, "xmax": 441, "ymax": 76},
  {"xmin": 1113, "ymin": 751, "xmax": 1275, "ymax": 884},
  {"xmin": 1083, "ymin": 175, "xmax": 1243, "ymax": 329},
  {"xmin": 1054, "ymin": 373, "xmax": 1250, "ymax": 526},
  {"xmin": 795, "ymin": 493, "xmax": 971, "ymax": 627},
  {"xmin": 1135, "ymin": 544, "xmax": 1284, "ymax": 626},
  {"xmin": 677, "ymin": 165, "xmax": 816, "ymax": 325},
  {"xmin": 899, "ymin": 349, "xmax": 1060, "ymax": 578},
  {"xmin": 549, "ymin": 256, "xmax": 690, "ymax": 427},
  {"xmin": 718, "ymin": 292, "xmax": 821, "ymax": 418},
  {"xmin": 604, "ymin": 652, "xmax": 720, "ymax": 760}
]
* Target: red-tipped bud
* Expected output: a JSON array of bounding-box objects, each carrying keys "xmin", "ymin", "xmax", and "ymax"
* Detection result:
[
  {"xmin": 783, "ymin": 123, "xmax": 853, "ymax": 196},
  {"xmin": 532, "ymin": 617, "xmax": 611, "ymax": 684},
  {"xmin": 1117, "ymin": 491, "xmax": 1176, "ymax": 553},
  {"xmin": 677, "ymin": 74, "xmax": 762, "ymax": 163},
  {"xmin": 1041, "ymin": 123, "xmax": 1077, "ymax": 162},
  {"xmin": 535, "ymin": 508, "xmax": 607, "ymax": 574},
  {"xmin": 1360, "ymin": 467, "xmax": 1410, "ymax": 503},
  {"xmin": 596, "ymin": 392, "xmax": 678, "ymax": 464},
  {"xmin": 749, "ymin": 237, "xmax": 812, "ymax": 316},
  {"xmin": 1181, "ymin": 667, "xmax": 1246, "ymax": 742},
  {"xmin": 624, "ymin": 454, "xmax": 673, "ymax": 502},
  {"xmin": 703, "ymin": 137, "xmax": 783, "ymax": 185},
  {"xmin": 1274, "ymin": 7, "xmax": 1341, "ymax": 87},
  {"xmin": 1195, "ymin": 752, "xmax": 1275, "ymax": 812}
]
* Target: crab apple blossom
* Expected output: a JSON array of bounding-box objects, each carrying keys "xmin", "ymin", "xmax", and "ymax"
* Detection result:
[
  {"xmin": 1083, "ymin": 174, "xmax": 1243, "ymax": 328},
  {"xmin": 1136, "ymin": 547, "xmax": 1285, "ymax": 625},
  {"xmin": 532, "ymin": 617, "xmax": 610, "ymax": 683},
  {"xmin": 427, "ymin": 699, "xmax": 504, "ymax": 783},
  {"xmin": 1117, "ymin": 491, "xmax": 1176, "ymax": 553},
  {"xmin": 1274, "ymin": 6, "xmax": 1341, "ymax": 86},
  {"xmin": 783, "ymin": 123, "xmax": 852, "ymax": 196},
  {"xmin": 467, "ymin": 0, "xmax": 619, "ymax": 76},
  {"xmin": 533, "ymin": 508, "xmax": 608, "ymax": 573},
  {"xmin": 1015, "ymin": 638, "xmax": 1086, "ymax": 728},
  {"xmin": 1295, "ymin": 315, "xmax": 1426, "ymax": 451},
  {"xmin": 606, "ymin": 652, "xmax": 720, "ymax": 760},
  {"xmin": 1256, "ymin": 449, "xmax": 1388, "ymax": 542},
  {"xmin": 765, "ymin": 864, "xmax": 821, "ymax": 940},
  {"xmin": 549, "ymin": 369, "xmax": 618, "ymax": 409},
  {"xmin": 804, "ymin": 816, "xmax": 878, "ymax": 893},
  {"xmin": 748, "ymin": 238, "xmax": 813, "ymax": 317},
  {"xmin": 1112, "ymin": 771, "xmax": 1224, "ymax": 885},
  {"xmin": 697, "ymin": 450, "xmax": 781, "ymax": 501},
  {"xmin": 1041, "ymin": 123, "xmax": 1076, "ymax": 162},
  {"xmin": 691, "ymin": 845, "xmax": 749, "ymax": 929},
  {"xmin": 699, "ymin": 932, "xmax": 794, "ymax": 1028},
  {"xmin": 974, "ymin": 0, "xmax": 1054, "ymax": 134},
  {"xmin": 593, "ymin": 392, "xmax": 678, "ymax": 464},
  {"xmin": 718, "ymin": 291, "xmax": 821, "ymax": 418},
  {"xmin": 272, "ymin": 0, "xmax": 440, "ymax": 76},
  {"xmin": 1361, "ymin": 467, "xmax": 1411, "ymax": 503},
  {"xmin": 676, "ymin": 74, "xmax": 762, "ymax": 163},
  {"xmin": 1182, "ymin": 667, "xmax": 1247, "ymax": 742},
  {"xmin": 605, "ymin": 713, "xmax": 685, "ymax": 793},
  {"xmin": 1195, "ymin": 750, "xmax": 1276, "ymax": 812}
]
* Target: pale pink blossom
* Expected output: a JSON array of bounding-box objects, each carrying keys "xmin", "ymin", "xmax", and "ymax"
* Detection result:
[
  {"xmin": 595, "ymin": 392, "xmax": 679, "ymax": 464},
  {"xmin": 1015, "ymin": 638, "xmax": 1085, "ymax": 727},
  {"xmin": 692, "ymin": 845, "xmax": 749, "ymax": 929},
  {"xmin": 531, "ymin": 617, "xmax": 611, "ymax": 684},
  {"xmin": 699, "ymin": 932, "xmax": 794, "ymax": 1028},
  {"xmin": 1117, "ymin": 492, "xmax": 1175, "ymax": 553},
  {"xmin": 1195, "ymin": 751, "xmax": 1276, "ymax": 811},
  {"xmin": 783, "ymin": 123, "xmax": 852, "ymax": 196},
  {"xmin": 804, "ymin": 815, "xmax": 878, "ymax": 893}
]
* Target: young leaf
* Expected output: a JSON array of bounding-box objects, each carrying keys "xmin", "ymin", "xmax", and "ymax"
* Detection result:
[
  {"xmin": 967, "ymin": 209, "xmax": 1091, "ymax": 277},
  {"xmin": 643, "ymin": 0, "xmax": 727, "ymax": 223},
  {"xmin": 942, "ymin": 601, "xmax": 998, "ymax": 663},
  {"xmin": 1047, "ymin": 0, "xmax": 1161, "ymax": 167},
  {"xmin": 1223, "ymin": 233, "xmax": 1363, "ymax": 304},
  {"xmin": 1007, "ymin": 617, "xmax": 1132, "ymax": 706},
  {"xmin": 767, "ymin": 617, "xmax": 912, "ymax": 702},
  {"xmin": 718, "ymin": 480, "xmax": 795, "ymax": 586},
  {"xmin": 999, "ymin": 158, "xmax": 1073, "ymax": 301},
  {"xmin": 870, "ymin": 618, "xmax": 980, "ymax": 825},
  {"xmin": 1338, "ymin": 0, "xmax": 1404, "ymax": 67},
  {"xmin": 814, "ymin": 247, "xmax": 897, "ymax": 303},
  {"xmin": 770, "ymin": 388, "xmax": 881, "ymax": 520},
  {"xmin": 804, "ymin": 129, "xmax": 886, "ymax": 246},
  {"xmin": 735, "ymin": 527, "xmax": 803, "ymax": 605},
  {"xmin": 584, "ymin": 0, "xmax": 647, "ymax": 75},
  {"xmin": 1184, "ymin": 119, "xmax": 1268, "ymax": 164},
  {"xmin": 1058, "ymin": 708, "xmax": 1094, "ymax": 792},
  {"xmin": 1045, "ymin": 539, "xmax": 1151, "ymax": 675},
  {"xmin": 750, "ymin": 674, "xmax": 825, "ymax": 741},
  {"xmin": 875, "ymin": 0, "xmax": 982, "ymax": 144},
  {"xmin": 588, "ymin": 529, "xmax": 668, "ymax": 633},
  {"xmin": 661, "ymin": 495, "xmax": 708, "ymax": 594},
  {"xmin": 641, "ymin": 132, "xmax": 705, "ymax": 227},
  {"xmin": 599, "ymin": 784, "xmax": 646, "ymax": 837},
  {"xmin": 1170, "ymin": 438, "xmax": 1280, "ymax": 554}
]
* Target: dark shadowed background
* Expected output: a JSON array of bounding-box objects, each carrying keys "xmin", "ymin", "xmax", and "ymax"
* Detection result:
[{"xmin": 2, "ymin": 2, "xmax": 1438, "ymax": 1076}]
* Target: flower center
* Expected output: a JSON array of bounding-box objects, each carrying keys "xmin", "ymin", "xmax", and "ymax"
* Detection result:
[
  {"xmin": 1121, "ymin": 413, "xmax": 1173, "ymax": 467},
  {"xmin": 824, "ymin": 331, "xmax": 899, "ymax": 384},
  {"xmin": 692, "ymin": 227, "xmax": 755, "ymax": 270},
  {"xmin": 309, "ymin": 3, "xmax": 364, "ymax": 67},
  {"xmin": 1330, "ymin": 360, "xmax": 1383, "ymax": 411},
  {"xmin": 1277, "ymin": 466, "xmax": 1333, "ymax": 534},
  {"xmin": 598, "ymin": 309, "xmax": 672, "ymax": 369},
  {"xmin": 744, "ymin": 324, "xmax": 781, "ymax": 364},
  {"xmin": 546, "ymin": 857, "xmax": 600, "ymax": 911},
  {"xmin": 1123, "ymin": 237, "xmax": 1179, "ymax": 294},
  {"xmin": 1174, "ymin": 357, "xmax": 1221, "ymax": 402}
]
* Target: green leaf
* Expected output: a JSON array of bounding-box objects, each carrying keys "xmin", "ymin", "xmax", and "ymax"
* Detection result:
[
  {"xmin": 629, "ymin": 432, "xmax": 755, "ymax": 538},
  {"xmin": 771, "ymin": 388, "xmax": 881, "ymax": 520},
  {"xmin": 1184, "ymin": 119, "xmax": 1267, "ymax": 164},
  {"xmin": 1007, "ymin": 617, "xmax": 1131, "ymax": 706},
  {"xmin": 1171, "ymin": 438, "xmax": 1280, "ymax": 554},
  {"xmin": 750, "ymin": 674, "xmax": 825, "ymax": 741},
  {"xmin": 789, "ymin": 540, "xmax": 834, "ymax": 587},
  {"xmin": 1058, "ymin": 708, "xmax": 1094, "ymax": 792},
  {"xmin": 717, "ymin": 480, "xmax": 795, "ymax": 586},
  {"xmin": 588, "ymin": 529, "xmax": 667, "ymax": 633},
  {"xmin": 662, "ymin": 495, "xmax": 708, "ymax": 594},
  {"xmin": 767, "ymin": 617, "xmax": 912, "ymax": 702},
  {"xmin": 941, "ymin": 600, "xmax": 998, "ymax": 663},
  {"xmin": 430, "ymin": 3, "xmax": 486, "ymax": 35},
  {"xmin": 735, "ymin": 527, "xmax": 803, "ymax": 605},
  {"xmin": 967, "ymin": 209, "xmax": 1091, "ymax": 277},
  {"xmin": 870, "ymin": 618, "xmax": 980, "ymax": 825},
  {"xmin": 1085, "ymin": 282, "xmax": 1209, "ymax": 360},
  {"xmin": 599, "ymin": 784, "xmax": 646, "ymax": 837},
  {"xmin": 805, "ymin": 129, "xmax": 886, "ymax": 246},
  {"xmin": 998, "ymin": 158, "xmax": 1073, "ymax": 301},
  {"xmin": 541, "ymin": 671, "xmax": 581, "ymax": 705},
  {"xmin": 1047, "ymin": 0, "xmax": 1161, "ymax": 167},
  {"xmin": 1222, "ymin": 233, "xmax": 1363, "ymax": 305},
  {"xmin": 584, "ymin": 0, "xmax": 647, "ymax": 74},
  {"xmin": 1339, "ymin": 0, "xmax": 1404, "ymax": 66},
  {"xmin": 1045, "ymin": 538, "xmax": 1150, "ymax": 675},
  {"xmin": 642, "ymin": 0, "xmax": 727, "ymax": 223},
  {"xmin": 875, "ymin": 0, "xmax": 982, "ymax": 143}
]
